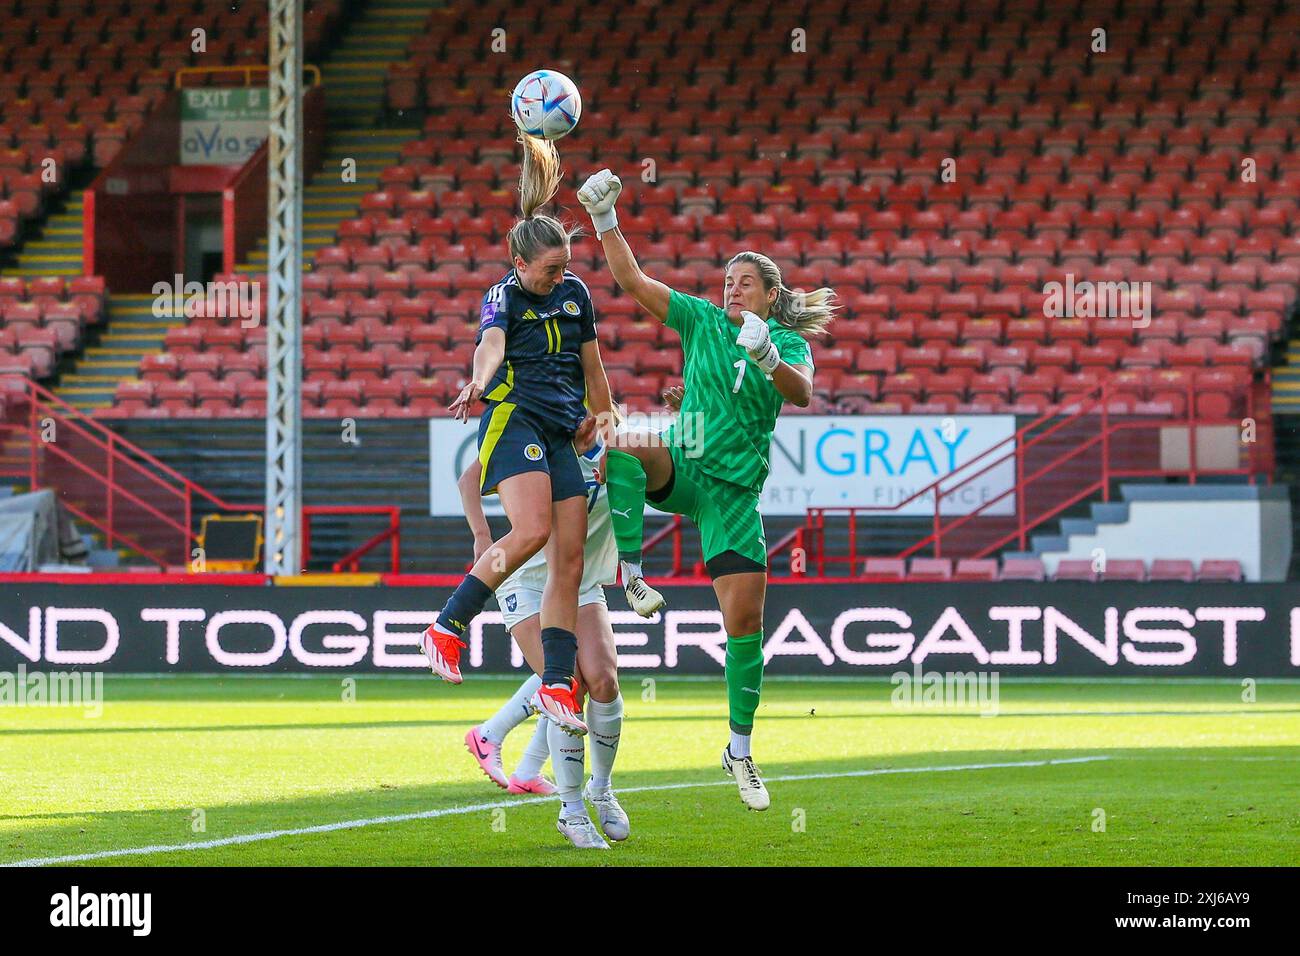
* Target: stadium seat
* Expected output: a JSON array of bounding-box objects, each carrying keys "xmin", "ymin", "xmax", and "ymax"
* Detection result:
[
  {"xmin": 1197, "ymin": 560, "xmax": 1244, "ymax": 583},
  {"xmin": 907, "ymin": 558, "xmax": 952, "ymax": 581},
  {"xmin": 862, "ymin": 558, "xmax": 906, "ymax": 580},
  {"xmin": 1000, "ymin": 558, "xmax": 1046, "ymax": 582},
  {"xmin": 1149, "ymin": 559, "xmax": 1196, "ymax": 582},
  {"xmin": 1100, "ymin": 560, "xmax": 1148, "ymax": 582},
  {"xmin": 1053, "ymin": 560, "xmax": 1098, "ymax": 582}
]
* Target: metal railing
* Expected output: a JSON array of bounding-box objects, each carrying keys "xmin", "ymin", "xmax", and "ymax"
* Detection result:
[
  {"xmin": 174, "ymin": 64, "xmax": 322, "ymax": 88},
  {"xmin": 0, "ymin": 377, "xmax": 401, "ymax": 572},
  {"xmin": 777, "ymin": 378, "xmax": 1270, "ymax": 578}
]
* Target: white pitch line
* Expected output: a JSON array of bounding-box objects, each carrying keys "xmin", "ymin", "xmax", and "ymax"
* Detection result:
[{"xmin": 3, "ymin": 755, "xmax": 1109, "ymax": 867}]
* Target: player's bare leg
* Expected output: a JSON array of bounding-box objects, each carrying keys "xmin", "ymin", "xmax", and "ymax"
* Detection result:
[
  {"xmin": 422, "ymin": 471, "xmax": 554, "ymax": 682},
  {"xmin": 605, "ymin": 433, "xmax": 671, "ymax": 616},
  {"xmin": 714, "ymin": 570, "xmax": 771, "ymax": 811},
  {"xmin": 531, "ymin": 494, "xmax": 589, "ymax": 735}
]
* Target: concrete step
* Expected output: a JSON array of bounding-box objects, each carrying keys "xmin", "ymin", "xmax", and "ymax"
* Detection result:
[
  {"xmin": 1029, "ymin": 533, "xmax": 1070, "ymax": 553},
  {"xmin": 1088, "ymin": 502, "xmax": 1130, "ymax": 523}
]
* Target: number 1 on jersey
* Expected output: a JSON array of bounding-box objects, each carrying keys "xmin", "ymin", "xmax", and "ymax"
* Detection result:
[{"xmin": 732, "ymin": 359, "xmax": 746, "ymax": 393}]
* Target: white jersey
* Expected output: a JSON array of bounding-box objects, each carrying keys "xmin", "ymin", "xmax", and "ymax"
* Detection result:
[{"xmin": 500, "ymin": 439, "xmax": 618, "ymax": 594}]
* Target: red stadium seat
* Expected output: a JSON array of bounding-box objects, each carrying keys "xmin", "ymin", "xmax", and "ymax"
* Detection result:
[
  {"xmin": 953, "ymin": 559, "xmax": 999, "ymax": 582},
  {"xmin": 862, "ymin": 558, "xmax": 906, "ymax": 580},
  {"xmin": 1149, "ymin": 560, "xmax": 1196, "ymax": 582},
  {"xmin": 1197, "ymin": 560, "xmax": 1244, "ymax": 583},
  {"xmin": 1000, "ymin": 558, "xmax": 1047, "ymax": 582}
]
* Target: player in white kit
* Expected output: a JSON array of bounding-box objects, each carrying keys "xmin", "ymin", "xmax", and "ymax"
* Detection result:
[{"xmin": 456, "ymin": 422, "xmax": 628, "ymax": 850}]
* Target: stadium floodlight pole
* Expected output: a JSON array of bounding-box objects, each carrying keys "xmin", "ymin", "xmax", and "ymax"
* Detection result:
[{"xmin": 264, "ymin": 0, "xmax": 305, "ymax": 575}]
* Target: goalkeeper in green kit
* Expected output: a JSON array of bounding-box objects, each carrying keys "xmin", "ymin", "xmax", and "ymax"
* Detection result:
[{"xmin": 576, "ymin": 169, "xmax": 837, "ymax": 811}]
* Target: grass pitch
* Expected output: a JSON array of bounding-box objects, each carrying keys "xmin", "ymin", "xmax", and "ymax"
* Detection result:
[{"xmin": 1, "ymin": 675, "xmax": 1297, "ymax": 866}]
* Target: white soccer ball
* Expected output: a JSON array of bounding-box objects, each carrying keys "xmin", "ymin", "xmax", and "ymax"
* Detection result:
[{"xmin": 510, "ymin": 69, "xmax": 582, "ymax": 141}]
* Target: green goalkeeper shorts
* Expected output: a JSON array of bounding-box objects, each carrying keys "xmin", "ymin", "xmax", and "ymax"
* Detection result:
[{"xmin": 649, "ymin": 443, "xmax": 768, "ymax": 576}]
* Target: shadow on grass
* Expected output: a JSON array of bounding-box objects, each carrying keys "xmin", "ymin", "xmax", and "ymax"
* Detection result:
[
  {"xmin": 91, "ymin": 675, "xmax": 1300, "ymax": 707},
  {"xmin": 6, "ymin": 704, "xmax": 1299, "ymax": 738},
  {"xmin": 3, "ymin": 744, "xmax": 1297, "ymax": 866}
]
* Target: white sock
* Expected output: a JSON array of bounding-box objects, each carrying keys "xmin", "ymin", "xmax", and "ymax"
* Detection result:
[
  {"xmin": 729, "ymin": 730, "xmax": 752, "ymax": 759},
  {"xmin": 586, "ymin": 693, "xmax": 623, "ymax": 792},
  {"xmin": 479, "ymin": 674, "xmax": 542, "ymax": 744},
  {"xmin": 548, "ymin": 716, "xmax": 586, "ymax": 814},
  {"xmin": 514, "ymin": 718, "xmax": 550, "ymax": 780},
  {"xmin": 620, "ymin": 558, "xmax": 644, "ymax": 582}
]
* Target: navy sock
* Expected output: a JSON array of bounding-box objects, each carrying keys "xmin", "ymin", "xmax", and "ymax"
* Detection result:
[
  {"xmin": 436, "ymin": 574, "xmax": 493, "ymax": 637},
  {"xmin": 540, "ymin": 627, "xmax": 578, "ymax": 686}
]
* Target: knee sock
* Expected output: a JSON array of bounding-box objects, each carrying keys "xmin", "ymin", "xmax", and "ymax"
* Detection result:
[
  {"xmin": 478, "ymin": 674, "xmax": 542, "ymax": 744},
  {"xmin": 725, "ymin": 630, "xmax": 765, "ymax": 743},
  {"xmin": 548, "ymin": 716, "xmax": 586, "ymax": 817},
  {"xmin": 540, "ymin": 626, "xmax": 577, "ymax": 686},
  {"xmin": 436, "ymin": 573, "xmax": 493, "ymax": 637},
  {"xmin": 606, "ymin": 450, "xmax": 647, "ymax": 568},
  {"xmin": 585, "ymin": 693, "xmax": 623, "ymax": 792},
  {"xmin": 514, "ymin": 718, "xmax": 551, "ymax": 780}
]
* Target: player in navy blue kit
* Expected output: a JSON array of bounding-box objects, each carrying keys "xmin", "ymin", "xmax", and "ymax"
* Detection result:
[{"xmin": 422, "ymin": 132, "xmax": 614, "ymax": 737}]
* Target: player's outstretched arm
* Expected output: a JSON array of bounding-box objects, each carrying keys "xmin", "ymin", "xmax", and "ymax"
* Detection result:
[
  {"xmin": 578, "ymin": 170, "xmax": 671, "ymax": 324},
  {"xmin": 449, "ymin": 327, "xmax": 505, "ymax": 422}
]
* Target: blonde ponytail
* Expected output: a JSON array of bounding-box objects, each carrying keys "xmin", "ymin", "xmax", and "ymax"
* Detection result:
[
  {"xmin": 507, "ymin": 132, "xmax": 582, "ymax": 263},
  {"xmin": 517, "ymin": 131, "xmax": 562, "ymax": 218}
]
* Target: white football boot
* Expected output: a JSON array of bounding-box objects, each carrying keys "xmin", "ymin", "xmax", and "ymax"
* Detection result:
[
  {"xmin": 623, "ymin": 575, "xmax": 665, "ymax": 617},
  {"xmin": 722, "ymin": 746, "xmax": 771, "ymax": 811},
  {"xmin": 584, "ymin": 781, "xmax": 630, "ymax": 842},
  {"xmin": 556, "ymin": 813, "xmax": 610, "ymax": 849}
]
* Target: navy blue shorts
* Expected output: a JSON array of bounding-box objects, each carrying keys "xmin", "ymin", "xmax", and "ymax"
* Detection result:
[{"xmin": 477, "ymin": 401, "xmax": 585, "ymax": 501}]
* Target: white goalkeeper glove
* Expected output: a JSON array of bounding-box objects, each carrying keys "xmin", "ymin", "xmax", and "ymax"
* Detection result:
[
  {"xmin": 737, "ymin": 310, "xmax": 780, "ymax": 374},
  {"xmin": 577, "ymin": 168, "xmax": 622, "ymax": 235}
]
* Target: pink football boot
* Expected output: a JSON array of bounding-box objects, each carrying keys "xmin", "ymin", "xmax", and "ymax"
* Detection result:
[
  {"xmin": 464, "ymin": 727, "xmax": 508, "ymax": 789},
  {"xmin": 507, "ymin": 773, "xmax": 558, "ymax": 795}
]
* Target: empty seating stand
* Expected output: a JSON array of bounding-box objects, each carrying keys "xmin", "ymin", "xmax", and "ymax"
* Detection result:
[
  {"xmin": 846, "ymin": 555, "xmax": 1245, "ymax": 581},
  {"xmin": 0, "ymin": 275, "xmax": 105, "ymax": 377},
  {"xmin": 96, "ymin": 0, "xmax": 1296, "ymax": 424},
  {"xmin": 0, "ymin": 0, "xmax": 343, "ymax": 249}
]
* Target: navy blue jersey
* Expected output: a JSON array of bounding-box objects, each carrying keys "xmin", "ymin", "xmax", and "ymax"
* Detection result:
[{"xmin": 475, "ymin": 269, "xmax": 597, "ymax": 433}]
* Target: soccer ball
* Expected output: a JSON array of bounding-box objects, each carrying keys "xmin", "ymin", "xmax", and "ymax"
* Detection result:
[{"xmin": 510, "ymin": 69, "xmax": 582, "ymax": 141}]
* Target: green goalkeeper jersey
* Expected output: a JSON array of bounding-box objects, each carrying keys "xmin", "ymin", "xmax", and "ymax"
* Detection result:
[{"xmin": 661, "ymin": 289, "xmax": 815, "ymax": 494}]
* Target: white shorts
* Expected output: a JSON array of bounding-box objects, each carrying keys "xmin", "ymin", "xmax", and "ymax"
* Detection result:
[{"xmin": 498, "ymin": 583, "xmax": 607, "ymax": 632}]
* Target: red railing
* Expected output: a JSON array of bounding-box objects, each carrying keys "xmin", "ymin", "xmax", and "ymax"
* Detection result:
[
  {"xmin": 0, "ymin": 377, "xmax": 401, "ymax": 572},
  {"xmin": 301, "ymin": 505, "xmax": 401, "ymax": 573},
  {"xmin": 1, "ymin": 377, "xmax": 227, "ymax": 565},
  {"xmin": 221, "ymin": 84, "xmax": 325, "ymax": 273},
  {"xmin": 223, "ymin": 139, "xmax": 269, "ymax": 274},
  {"xmin": 779, "ymin": 378, "xmax": 1271, "ymax": 577},
  {"xmin": 642, "ymin": 514, "xmax": 689, "ymax": 576}
]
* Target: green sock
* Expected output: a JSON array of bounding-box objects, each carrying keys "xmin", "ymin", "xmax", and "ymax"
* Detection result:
[
  {"xmin": 605, "ymin": 449, "xmax": 647, "ymax": 562},
  {"xmin": 725, "ymin": 630, "xmax": 764, "ymax": 734}
]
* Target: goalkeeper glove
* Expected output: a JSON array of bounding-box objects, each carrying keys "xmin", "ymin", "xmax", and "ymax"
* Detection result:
[
  {"xmin": 577, "ymin": 168, "xmax": 622, "ymax": 235},
  {"xmin": 737, "ymin": 310, "xmax": 780, "ymax": 374}
]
